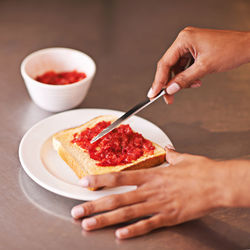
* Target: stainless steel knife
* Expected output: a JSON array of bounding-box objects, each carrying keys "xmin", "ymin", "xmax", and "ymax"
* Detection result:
[{"xmin": 90, "ymin": 89, "xmax": 166, "ymax": 144}]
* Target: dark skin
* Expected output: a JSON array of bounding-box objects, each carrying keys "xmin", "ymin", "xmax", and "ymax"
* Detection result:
[{"xmin": 71, "ymin": 27, "xmax": 250, "ymax": 239}]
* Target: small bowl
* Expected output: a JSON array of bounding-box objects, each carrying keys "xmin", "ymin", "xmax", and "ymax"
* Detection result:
[{"xmin": 21, "ymin": 47, "xmax": 96, "ymax": 112}]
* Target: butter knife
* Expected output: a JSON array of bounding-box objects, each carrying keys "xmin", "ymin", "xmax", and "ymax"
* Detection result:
[{"xmin": 91, "ymin": 89, "xmax": 166, "ymax": 143}]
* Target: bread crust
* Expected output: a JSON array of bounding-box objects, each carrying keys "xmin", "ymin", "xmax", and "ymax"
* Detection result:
[{"xmin": 53, "ymin": 115, "xmax": 166, "ymax": 190}]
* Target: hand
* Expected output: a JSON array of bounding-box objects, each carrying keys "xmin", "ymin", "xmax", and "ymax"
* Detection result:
[
  {"xmin": 71, "ymin": 147, "xmax": 232, "ymax": 239},
  {"xmin": 147, "ymin": 27, "xmax": 250, "ymax": 104}
]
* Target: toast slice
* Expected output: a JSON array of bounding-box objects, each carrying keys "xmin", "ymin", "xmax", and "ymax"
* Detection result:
[{"xmin": 52, "ymin": 115, "xmax": 166, "ymax": 190}]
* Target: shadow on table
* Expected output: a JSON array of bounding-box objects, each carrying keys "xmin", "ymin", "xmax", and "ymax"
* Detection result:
[
  {"xmin": 169, "ymin": 218, "xmax": 250, "ymax": 250},
  {"xmin": 78, "ymin": 216, "xmax": 249, "ymax": 250},
  {"xmin": 164, "ymin": 122, "xmax": 250, "ymax": 159},
  {"xmin": 113, "ymin": 212, "xmax": 250, "ymax": 249},
  {"xmin": 18, "ymin": 169, "xmax": 80, "ymax": 221}
]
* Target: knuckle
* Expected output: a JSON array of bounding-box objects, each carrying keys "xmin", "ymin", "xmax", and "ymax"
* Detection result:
[
  {"xmin": 159, "ymin": 57, "xmax": 172, "ymax": 69},
  {"xmin": 121, "ymin": 207, "xmax": 135, "ymax": 221},
  {"xmin": 168, "ymin": 201, "xmax": 181, "ymax": 217},
  {"xmin": 157, "ymin": 59, "xmax": 170, "ymax": 70},
  {"xmin": 110, "ymin": 172, "xmax": 121, "ymax": 185},
  {"xmin": 183, "ymin": 26, "xmax": 195, "ymax": 32},
  {"xmin": 158, "ymin": 79, "xmax": 167, "ymax": 87},
  {"xmin": 107, "ymin": 194, "xmax": 123, "ymax": 209},
  {"xmin": 155, "ymin": 214, "xmax": 168, "ymax": 227},
  {"xmin": 156, "ymin": 215, "xmax": 165, "ymax": 225},
  {"xmin": 84, "ymin": 202, "xmax": 95, "ymax": 215},
  {"xmin": 174, "ymin": 73, "xmax": 189, "ymax": 88},
  {"xmin": 95, "ymin": 215, "xmax": 107, "ymax": 226},
  {"xmin": 196, "ymin": 59, "xmax": 209, "ymax": 73},
  {"xmin": 143, "ymin": 219, "xmax": 155, "ymax": 231},
  {"xmin": 177, "ymin": 26, "xmax": 196, "ymax": 41},
  {"xmin": 104, "ymin": 172, "xmax": 121, "ymax": 185},
  {"xmin": 178, "ymin": 28, "xmax": 190, "ymax": 38}
]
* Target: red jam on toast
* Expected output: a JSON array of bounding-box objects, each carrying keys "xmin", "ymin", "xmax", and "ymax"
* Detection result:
[{"xmin": 71, "ymin": 121, "xmax": 155, "ymax": 166}]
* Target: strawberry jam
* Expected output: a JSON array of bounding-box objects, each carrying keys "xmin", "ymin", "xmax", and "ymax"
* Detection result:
[
  {"xmin": 71, "ymin": 121, "xmax": 155, "ymax": 166},
  {"xmin": 36, "ymin": 70, "xmax": 86, "ymax": 85}
]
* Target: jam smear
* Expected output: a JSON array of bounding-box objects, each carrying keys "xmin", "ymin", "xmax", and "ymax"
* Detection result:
[
  {"xmin": 36, "ymin": 70, "xmax": 86, "ymax": 85},
  {"xmin": 71, "ymin": 121, "xmax": 155, "ymax": 166}
]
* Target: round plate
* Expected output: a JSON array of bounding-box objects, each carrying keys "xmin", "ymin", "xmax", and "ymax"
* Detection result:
[{"xmin": 19, "ymin": 108, "xmax": 173, "ymax": 200}]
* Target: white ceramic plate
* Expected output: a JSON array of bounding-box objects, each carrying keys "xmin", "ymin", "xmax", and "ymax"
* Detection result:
[{"xmin": 19, "ymin": 108, "xmax": 173, "ymax": 200}]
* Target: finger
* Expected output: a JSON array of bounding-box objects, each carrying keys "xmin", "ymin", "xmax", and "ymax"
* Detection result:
[
  {"xmin": 165, "ymin": 146, "xmax": 183, "ymax": 165},
  {"xmin": 148, "ymin": 39, "xmax": 185, "ymax": 98},
  {"xmin": 79, "ymin": 170, "xmax": 149, "ymax": 188},
  {"xmin": 115, "ymin": 214, "xmax": 165, "ymax": 239},
  {"xmin": 148, "ymin": 67, "xmax": 170, "ymax": 98},
  {"xmin": 163, "ymin": 94, "xmax": 174, "ymax": 105},
  {"xmin": 166, "ymin": 61, "xmax": 207, "ymax": 95},
  {"xmin": 71, "ymin": 190, "xmax": 146, "ymax": 219},
  {"xmin": 81, "ymin": 202, "xmax": 157, "ymax": 231}
]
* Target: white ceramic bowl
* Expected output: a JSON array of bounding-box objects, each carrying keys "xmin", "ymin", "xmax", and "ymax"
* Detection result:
[{"xmin": 21, "ymin": 48, "xmax": 96, "ymax": 112}]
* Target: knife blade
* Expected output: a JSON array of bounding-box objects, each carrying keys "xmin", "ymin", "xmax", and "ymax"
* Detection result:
[{"xmin": 90, "ymin": 89, "xmax": 166, "ymax": 144}]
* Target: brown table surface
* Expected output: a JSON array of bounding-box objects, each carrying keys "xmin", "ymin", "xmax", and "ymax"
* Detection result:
[{"xmin": 1, "ymin": 0, "xmax": 250, "ymax": 249}]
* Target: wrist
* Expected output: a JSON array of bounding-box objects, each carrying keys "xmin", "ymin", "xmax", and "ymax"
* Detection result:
[
  {"xmin": 207, "ymin": 161, "xmax": 233, "ymax": 209},
  {"xmin": 239, "ymin": 31, "xmax": 250, "ymax": 64},
  {"xmin": 214, "ymin": 160, "xmax": 250, "ymax": 208}
]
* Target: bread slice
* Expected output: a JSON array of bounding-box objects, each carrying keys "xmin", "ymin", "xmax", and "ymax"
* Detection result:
[{"xmin": 52, "ymin": 115, "xmax": 166, "ymax": 190}]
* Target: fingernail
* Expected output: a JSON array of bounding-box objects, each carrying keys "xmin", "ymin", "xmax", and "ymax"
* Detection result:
[
  {"xmin": 190, "ymin": 83, "xmax": 201, "ymax": 88},
  {"xmin": 116, "ymin": 228, "xmax": 129, "ymax": 238},
  {"xmin": 71, "ymin": 206, "xmax": 84, "ymax": 218},
  {"xmin": 165, "ymin": 144, "xmax": 175, "ymax": 150},
  {"xmin": 166, "ymin": 83, "xmax": 180, "ymax": 95},
  {"xmin": 147, "ymin": 88, "xmax": 155, "ymax": 98},
  {"xmin": 79, "ymin": 178, "xmax": 89, "ymax": 187},
  {"xmin": 82, "ymin": 218, "xmax": 97, "ymax": 229}
]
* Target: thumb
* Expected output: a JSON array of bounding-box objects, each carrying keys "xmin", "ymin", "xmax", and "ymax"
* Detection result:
[
  {"xmin": 166, "ymin": 62, "xmax": 207, "ymax": 95},
  {"xmin": 165, "ymin": 145, "xmax": 183, "ymax": 165}
]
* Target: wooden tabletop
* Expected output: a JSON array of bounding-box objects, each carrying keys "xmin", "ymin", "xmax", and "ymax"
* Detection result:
[{"xmin": 0, "ymin": 0, "xmax": 250, "ymax": 249}]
